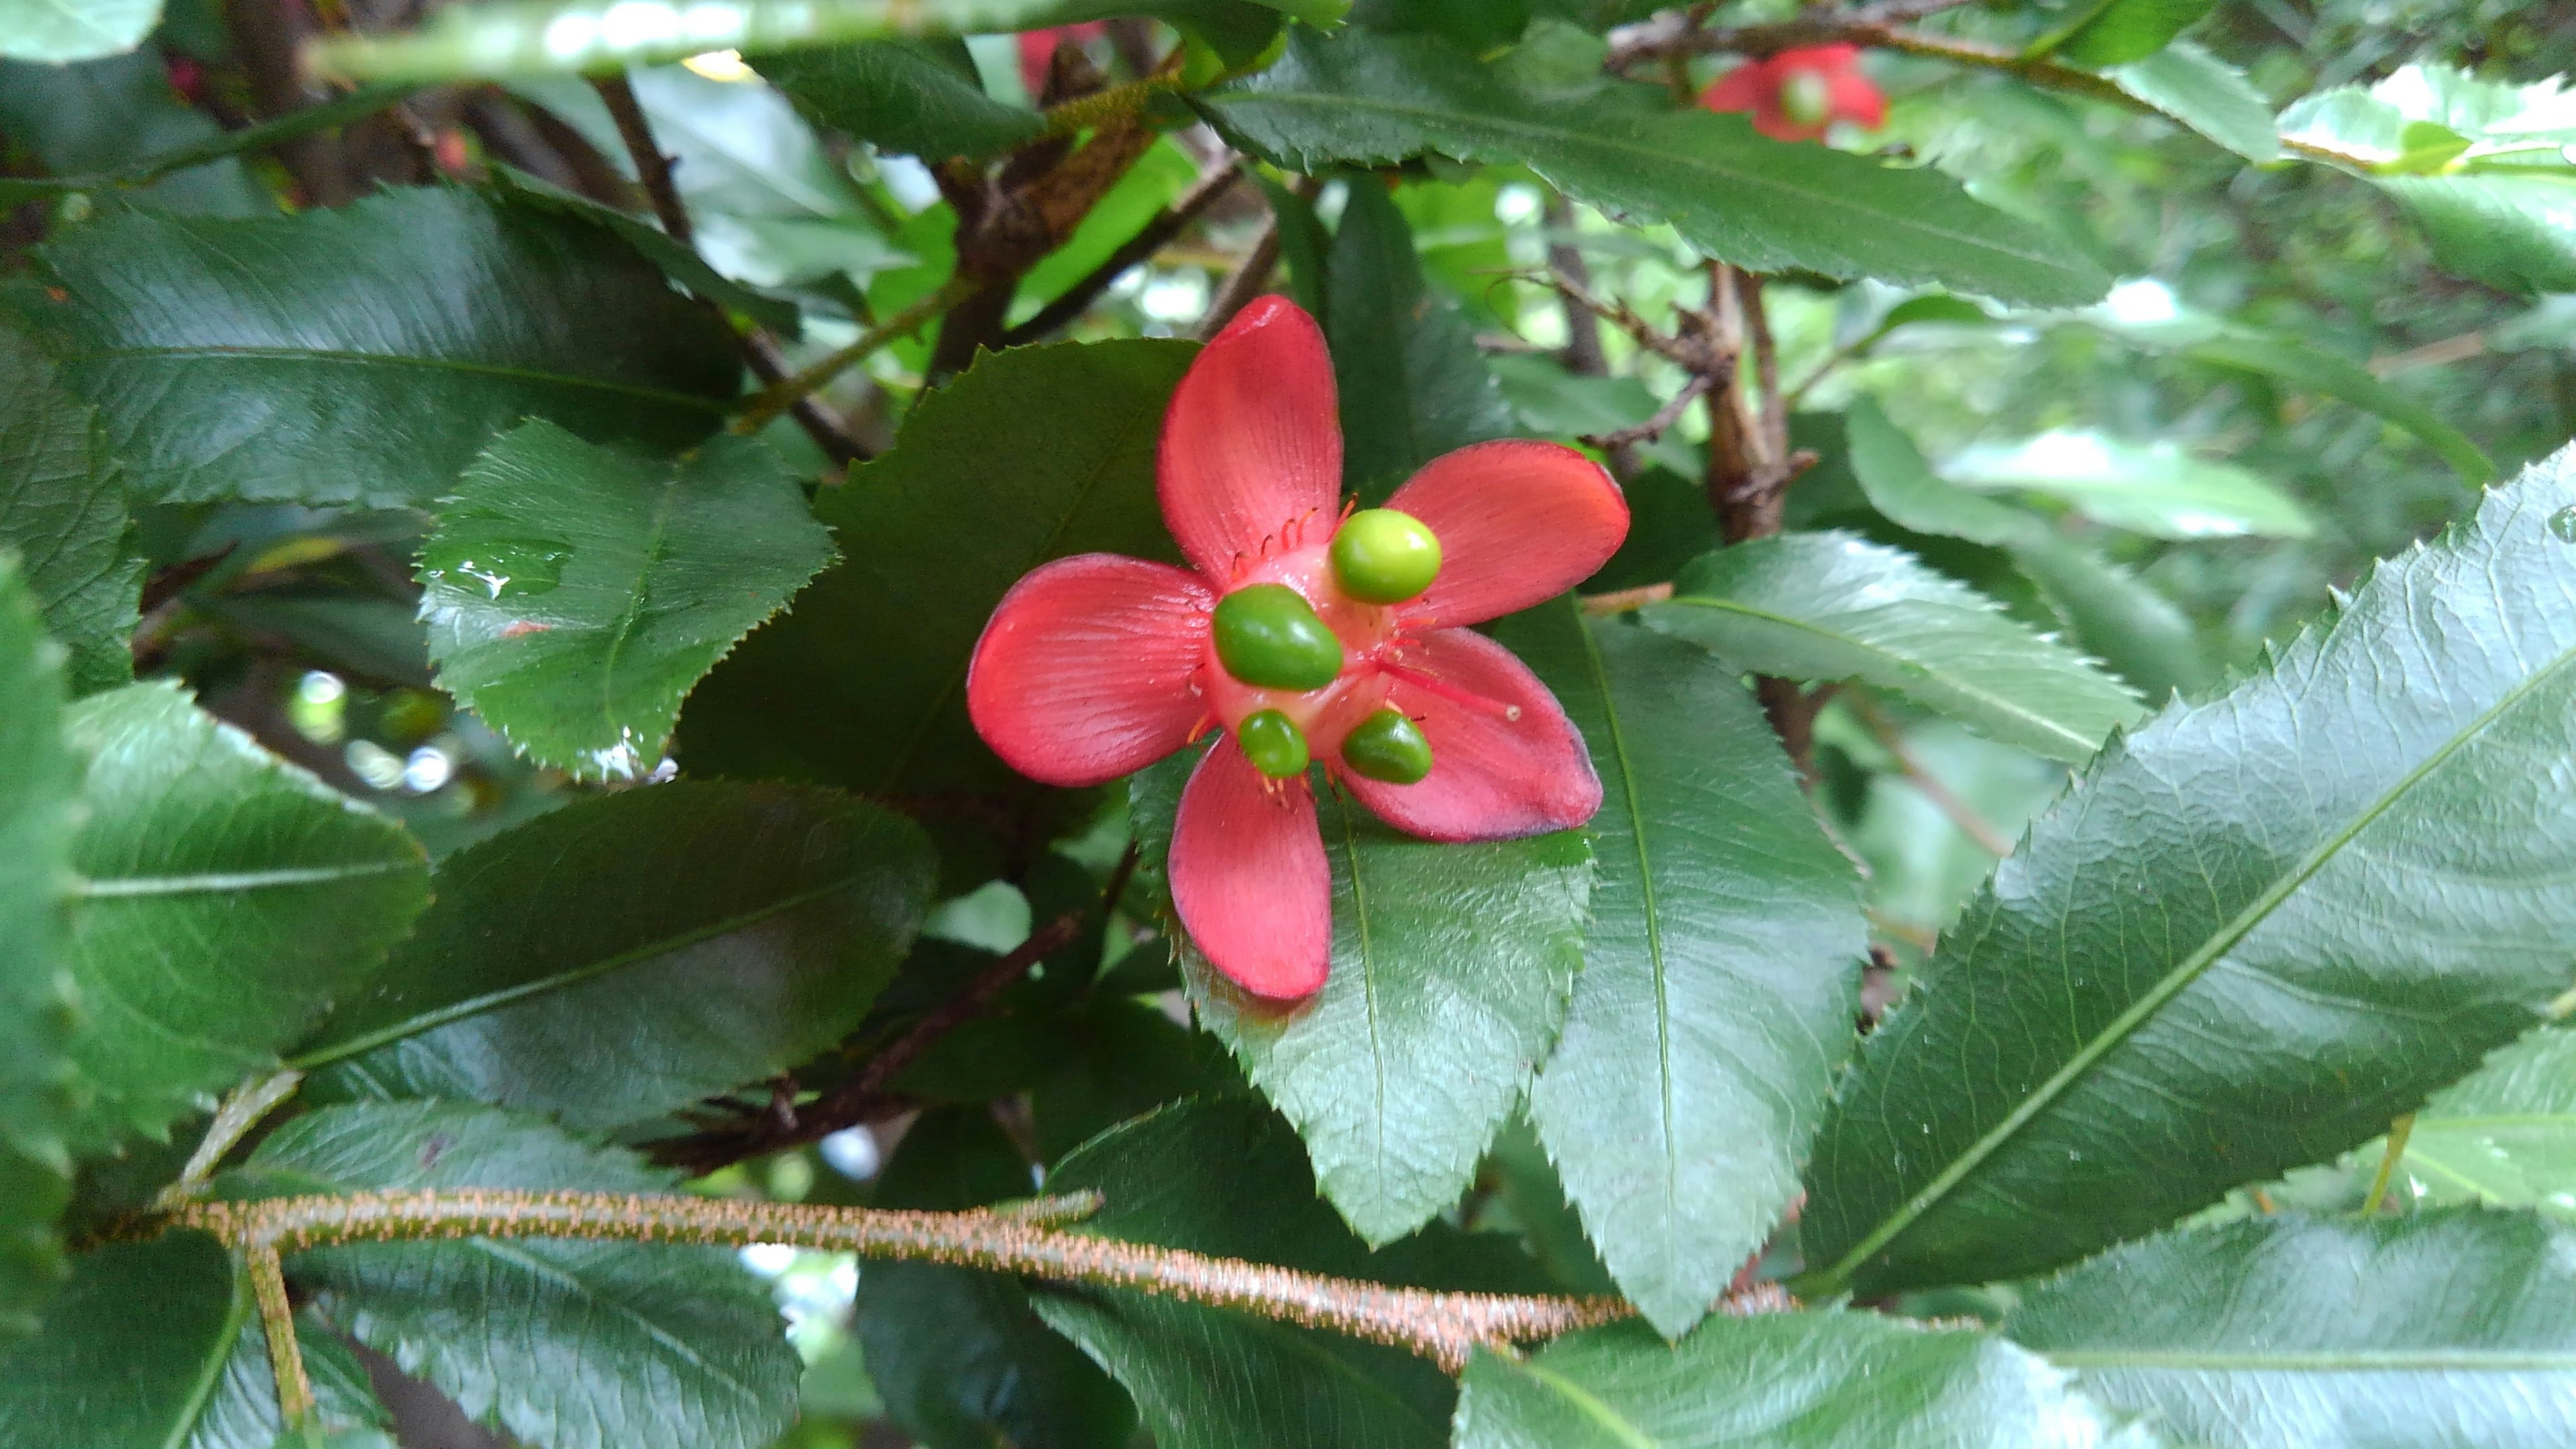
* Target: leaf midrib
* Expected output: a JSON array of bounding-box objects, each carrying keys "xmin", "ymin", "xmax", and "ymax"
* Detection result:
[
  {"xmin": 1656, "ymin": 592, "xmax": 2099, "ymax": 755},
  {"xmin": 157, "ymin": 1265, "xmax": 253, "ymax": 1449},
  {"xmin": 1811, "ymin": 639, "xmax": 2576, "ymax": 1291},
  {"xmin": 78, "ymin": 859, "xmax": 416, "ymax": 897},
  {"xmin": 60, "ymin": 345, "xmax": 728, "ymax": 413},
  {"xmin": 1502, "ymin": 1356, "xmax": 1660, "ymax": 1449}
]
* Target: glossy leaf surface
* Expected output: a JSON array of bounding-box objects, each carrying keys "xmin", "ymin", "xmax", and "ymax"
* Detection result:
[
  {"xmin": 760, "ymin": 41, "xmax": 1044, "ymax": 159},
  {"xmin": 2396, "ymin": 1026, "xmax": 2576, "ymax": 1216},
  {"xmin": 0, "ymin": 0, "xmax": 160, "ymax": 62},
  {"xmin": 0, "ymin": 557, "xmax": 74, "ymax": 1338},
  {"xmin": 2110, "ymin": 42, "xmax": 2281, "ymax": 162},
  {"xmin": 0, "ymin": 328, "xmax": 138, "ymax": 694},
  {"xmin": 1801, "ymin": 448, "xmax": 2576, "ymax": 1296}
]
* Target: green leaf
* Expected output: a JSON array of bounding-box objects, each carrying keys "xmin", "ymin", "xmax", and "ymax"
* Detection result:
[
  {"xmin": 0, "ymin": 0, "xmax": 160, "ymax": 62},
  {"xmin": 1799, "ymin": 446, "xmax": 2576, "ymax": 1297},
  {"xmin": 1942, "ymin": 430, "xmax": 2314, "ymax": 539},
  {"xmin": 2008, "ymin": 1211, "xmax": 2576, "ymax": 1449},
  {"xmin": 2393, "ymin": 1025, "xmax": 2576, "ymax": 1216},
  {"xmin": 3, "ymin": 188, "xmax": 741, "ymax": 508},
  {"xmin": 680, "ymin": 338, "xmax": 1195, "ymax": 798},
  {"xmin": 2174, "ymin": 331, "xmax": 2494, "ymax": 486},
  {"xmin": 1843, "ymin": 398, "xmax": 2208, "ymax": 699},
  {"xmin": 855, "ymin": 1108, "xmax": 1135, "ymax": 1449},
  {"xmin": 191, "ymin": 1309, "xmax": 392, "ymax": 1449},
  {"xmin": 1201, "ymin": 30, "xmax": 2110, "ymax": 307},
  {"xmin": 1489, "ymin": 356, "xmax": 1701, "ymax": 478},
  {"xmin": 240, "ymin": 1100, "xmax": 802, "ymax": 1449},
  {"xmin": 1132, "ymin": 753, "xmax": 1594, "ymax": 1244},
  {"xmin": 0, "ymin": 52, "xmax": 266, "ymax": 215},
  {"xmin": 2279, "ymin": 66, "xmax": 2576, "ymax": 295},
  {"xmin": 292, "ymin": 782, "xmax": 931, "ymax": 1130},
  {"xmin": 1647, "ymin": 533, "xmax": 2143, "ymax": 764},
  {"xmin": 1325, "ymin": 173, "xmax": 1517, "ymax": 502},
  {"xmin": 759, "ymin": 41, "xmax": 1046, "ymax": 160},
  {"xmin": 1454, "ymin": 1311, "xmax": 2154, "ymax": 1448},
  {"xmin": 2039, "ymin": 0, "xmax": 2217, "ymax": 67},
  {"xmin": 481, "ymin": 165, "xmax": 805, "ymax": 334},
  {"xmin": 0, "ymin": 555, "xmax": 76, "ymax": 1338},
  {"xmin": 62, "ymin": 684, "xmax": 429, "ymax": 1154},
  {"xmin": 2108, "ymin": 42, "xmax": 2281, "ymax": 163},
  {"xmin": 1029, "ymin": 1098, "xmax": 1466, "ymax": 1449},
  {"xmin": 1508, "ymin": 603, "xmax": 1864, "ymax": 1336},
  {"xmin": 421, "ymin": 423, "xmax": 835, "ymax": 781},
  {"xmin": 0, "ymin": 326, "xmax": 140, "ymax": 694}
]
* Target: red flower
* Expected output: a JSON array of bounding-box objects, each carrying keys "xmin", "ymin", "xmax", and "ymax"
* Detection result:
[
  {"xmin": 1018, "ymin": 22, "xmax": 1110, "ymax": 97},
  {"xmin": 967, "ymin": 299, "xmax": 1627, "ymax": 1000},
  {"xmin": 1701, "ymin": 44, "xmax": 1886, "ymax": 142}
]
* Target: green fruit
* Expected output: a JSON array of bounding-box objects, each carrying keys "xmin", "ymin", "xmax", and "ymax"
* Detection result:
[
  {"xmin": 1778, "ymin": 68, "xmax": 1833, "ymax": 129},
  {"xmin": 1212, "ymin": 583, "xmax": 1343, "ymax": 691},
  {"xmin": 1237, "ymin": 710, "xmax": 1310, "ymax": 779},
  {"xmin": 1329, "ymin": 508, "xmax": 1442, "ymax": 605},
  {"xmin": 1340, "ymin": 708, "xmax": 1433, "ymax": 784}
]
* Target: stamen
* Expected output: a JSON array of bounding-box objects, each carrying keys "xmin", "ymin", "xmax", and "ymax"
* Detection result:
[
  {"xmin": 1378, "ymin": 661, "xmax": 1522, "ymax": 721},
  {"xmin": 1185, "ymin": 712, "xmax": 1218, "ymax": 745}
]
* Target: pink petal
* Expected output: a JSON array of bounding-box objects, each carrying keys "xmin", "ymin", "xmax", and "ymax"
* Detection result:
[
  {"xmin": 1383, "ymin": 440, "xmax": 1629, "ymax": 629},
  {"xmin": 1171, "ymin": 737, "xmax": 1331, "ymax": 999},
  {"xmin": 967, "ymin": 554, "xmax": 1213, "ymax": 788},
  {"xmin": 1342, "ymin": 627, "xmax": 1601, "ymax": 843},
  {"xmin": 1700, "ymin": 61, "xmax": 1774, "ymax": 117},
  {"xmin": 1774, "ymin": 44, "xmax": 1863, "ymax": 70},
  {"xmin": 1017, "ymin": 31, "xmax": 1054, "ymax": 96},
  {"xmin": 1159, "ymin": 295, "xmax": 1342, "ymax": 582},
  {"xmin": 1827, "ymin": 66, "xmax": 1888, "ymax": 129}
]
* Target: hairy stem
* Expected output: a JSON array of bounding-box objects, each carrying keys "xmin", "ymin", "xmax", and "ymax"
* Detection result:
[
  {"xmin": 731, "ymin": 279, "xmax": 975, "ymax": 435},
  {"xmin": 245, "ymin": 1244, "xmax": 313, "ymax": 1428},
  {"xmin": 168, "ymin": 1189, "xmax": 1638, "ymax": 1374},
  {"xmin": 157, "ymin": 1069, "xmax": 304, "ymax": 1208}
]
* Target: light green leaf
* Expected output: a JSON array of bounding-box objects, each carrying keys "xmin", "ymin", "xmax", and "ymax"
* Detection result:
[
  {"xmin": 62, "ymin": 684, "xmax": 429, "ymax": 1154},
  {"xmin": 2394, "ymin": 1025, "xmax": 2576, "ymax": 1216},
  {"xmin": 421, "ymin": 423, "xmax": 835, "ymax": 781},
  {"xmin": 293, "ymin": 782, "xmax": 932, "ymax": 1131},
  {"xmin": 1943, "ymin": 429, "xmax": 2314, "ymax": 539},
  {"xmin": 0, "ymin": 326, "xmax": 139, "ymax": 694},
  {"xmin": 0, "ymin": 555, "xmax": 76, "ymax": 1338},
  {"xmin": 2109, "ymin": 40, "xmax": 2280, "ymax": 162},
  {"xmin": 0, "ymin": 1233, "xmax": 391, "ymax": 1449},
  {"xmin": 681, "ymin": 339, "xmax": 1195, "ymax": 799},
  {"xmin": 1133, "ymin": 753, "xmax": 1594, "ymax": 1244},
  {"xmin": 1647, "ymin": 532, "xmax": 2143, "ymax": 764},
  {"xmin": 1510, "ymin": 603, "xmax": 1864, "ymax": 1336},
  {"xmin": 2008, "ymin": 1211, "xmax": 2576, "ymax": 1449},
  {"xmin": 1454, "ymin": 1311, "xmax": 2155, "ymax": 1448},
  {"xmin": 0, "ymin": 0, "xmax": 160, "ymax": 62},
  {"xmin": 240, "ymin": 1100, "xmax": 801, "ymax": 1449},
  {"xmin": 759, "ymin": 40, "xmax": 1046, "ymax": 160},
  {"xmin": 3, "ymin": 188, "xmax": 741, "ymax": 508},
  {"xmin": 1326, "ymin": 177, "xmax": 1517, "ymax": 502},
  {"xmin": 1799, "ymin": 446, "xmax": 2576, "ymax": 1297},
  {"xmin": 1030, "ymin": 1098, "xmax": 1472, "ymax": 1449},
  {"xmin": 2037, "ymin": 0, "xmax": 2217, "ymax": 67},
  {"xmin": 1844, "ymin": 398, "xmax": 2208, "ymax": 699},
  {"xmin": 1202, "ymin": 29, "xmax": 2110, "ymax": 307}
]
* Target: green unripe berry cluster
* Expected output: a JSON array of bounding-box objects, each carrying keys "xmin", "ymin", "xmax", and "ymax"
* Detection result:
[
  {"xmin": 1778, "ymin": 68, "xmax": 1833, "ymax": 128},
  {"xmin": 1212, "ymin": 583, "xmax": 1342, "ymax": 691},
  {"xmin": 1329, "ymin": 509, "xmax": 1442, "ymax": 605},
  {"xmin": 1238, "ymin": 709, "xmax": 1310, "ymax": 779},
  {"xmin": 1340, "ymin": 708, "xmax": 1433, "ymax": 784}
]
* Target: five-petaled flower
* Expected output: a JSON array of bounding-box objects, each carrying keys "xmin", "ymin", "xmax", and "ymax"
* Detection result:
[
  {"xmin": 967, "ymin": 298, "xmax": 1629, "ymax": 1000},
  {"xmin": 1018, "ymin": 22, "xmax": 1111, "ymax": 97},
  {"xmin": 1701, "ymin": 44, "xmax": 1886, "ymax": 142}
]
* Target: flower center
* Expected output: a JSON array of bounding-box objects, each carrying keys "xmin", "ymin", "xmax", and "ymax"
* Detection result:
[
  {"xmin": 1778, "ymin": 68, "xmax": 1833, "ymax": 128},
  {"xmin": 1199, "ymin": 532, "xmax": 1399, "ymax": 758}
]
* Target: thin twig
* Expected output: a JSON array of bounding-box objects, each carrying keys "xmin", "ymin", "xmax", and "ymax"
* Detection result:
[
  {"xmin": 170, "ymin": 1188, "xmax": 1645, "ymax": 1375},
  {"xmin": 1856, "ymin": 697, "xmax": 2013, "ymax": 856},
  {"xmin": 156, "ymin": 1069, "xmax": 304, "ymax": 1209},
  {"xmin": 2367, "ymin": 1114, "xmax": 2418, "ymax": 1214},
  {"xmin": 1580, "ymin": 374, "xmax": 1713, "ymax": 451},
  {"xmin": 1003, "ymin": 157, "xmax": 1246, "ymax": 345},
  {"xmin": 1580, "ymin": 583, "xmax": 1674, "ymax": 615},
  {"xmin": 591, "ymin": 71, "xmax": 866, "ymax": 465},
  {"xmin": 731, "ymin": 279, "xmax": 974, "ymax": 436},
  {"xmin": 1199, "ymin": 215, "xmax": 1283, "ymax": 338}
]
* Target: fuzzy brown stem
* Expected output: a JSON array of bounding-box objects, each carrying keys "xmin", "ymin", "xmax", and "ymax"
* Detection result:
[{"xmin": 171, "ymin": 1189, "xmax": 1640, "ymax": 1374}]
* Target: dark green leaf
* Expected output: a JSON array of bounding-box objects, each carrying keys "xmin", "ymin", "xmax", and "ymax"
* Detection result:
[
  {"xmin": 1799, "ymin": 446, "xmax": 2576, "ymax": 1296},
  {"xmin": 1351, "ymin": 0, "xmax": 1529, "ymax": 49},
  {"xmin": 2109, "ymin": 42, "xmax": 2282, "ymax": 162},
  {"xmin": 481, "ymin": 165, "xmax": 804, "ymax": 334},
  {"xmin": 1509, "ymin": 603, "xmax": 1864, "ymax": 1336},
  {"xmin": 241, "ymin": 1100, "xmax": 801, "ymax": 1449},
  {"xmin": 1326, "ymin": 179, "xmax": 1517, "ymax": 502},
  {"xmin": 62, "ymin": 684, "xmax": 429, "ymax": 1154},
  {"xmin": 1202, "ymin": 30, "xmax": 2110, "ymax": 307},
  {"xmin": 1490, "ymin": 356, "xmax": 1701, "ymax": 479},
  {"xmin": 1648, "ymin": 533, "xmax": 2143, "ymax": 764},
  {"xmin": 855, "ymin": 1108, "xmax": 1135, "ymax": 1449},
  {"xmin": 186, "ymin": 1309, "xmax": 392, "ymax": 1449},
  {"xmin": 760, "ymin": 41, "xmax": 1046, "ymax": 160},
  {"xmin": 0, "ymin": 0, "xmax": 160, "ymax": 63},
  {"xmin": 421, "ymin": 423, "xmax": 835, "ymax": 781},
  {"xmin": 2394, "ymin": 1025, "xmax": 2576, "ymax": 1216},
  {"xmin": 1844, "ymin": 398, "xmax": 2208, "ymax": 699},
  {"xmin": 0, "ymin": 555, "xmax": 76, "ymax": 1337},
  {"xmin": 0, "ymin": 53, "xmax": 265, "ymax": 214},
  {"xmin": 1134, "ymin": 753, "xmax": 1593, "ymax": 1244},
  {"xmin": 2008, "ymin": 1211, "xmax": 2576, "ymax": 1449},
  {"xmin": 295, "ymin": 782, "xmax": 932, "ymax": 1131},
  {"xmin": 2041, "ymin": 0, "xmax": 2218, "ymax": 67},
  {"xmin": 1030, "ymin": 1098, "xmax": 1465, "ymax": 1449},
  {"xmin": 0, "ymin": 326, "xmax": 140, "ymax": 694},
  {"xmin": 3, "ymin": 189, "xmax": 741, "ymax": 508},
  {"xmin": 1030, "ymin": 997, "xmax": 1242, "ymax": 1164},
  {"xmin": 680, "ymin": 339, "xmax": 1195, "ymax": 797},
  {"xmin": 1454, "ymin": 1311, "xmax": 2153, "ymax": 1448}
]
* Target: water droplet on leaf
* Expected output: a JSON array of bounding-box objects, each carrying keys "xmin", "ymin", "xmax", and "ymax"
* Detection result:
[
  {"xmin": 2549, "ymin": 505, "xmax": 2576, "ymax": 543},
  {"xmin": 422, "ymin": 535, "xmax": 570, "ymax": 598}
]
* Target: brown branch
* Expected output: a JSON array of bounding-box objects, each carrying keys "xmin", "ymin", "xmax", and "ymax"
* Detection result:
[
  {"xmin": 590, "ymin": 72, "xmax": 866, "ymax": 466},
  {"xmin": 1606, "ymin": 0, "xmax": 1976, "ymax": 68},
  {"xmin": 1580, "ymin": 374, "xmax": 1713, "ymax": 451},
  {"xmin": 1002, "ymin": 156, "xmax": 1245, "ymax": 346},
  {"xmin": 1198, "ymin": 215, "xmax": 1283, "ymax": 339},
  {"xmin": 1854, "ymin": 696, "xmax": 2013, "ymax": 855},
  {"xmin": 1544, "ymin": 194, "xmax": 1609, "ymax": 379},
  {"xmin": 223, "ymin": 0, "xmax": 352, "ymax": 206}
]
